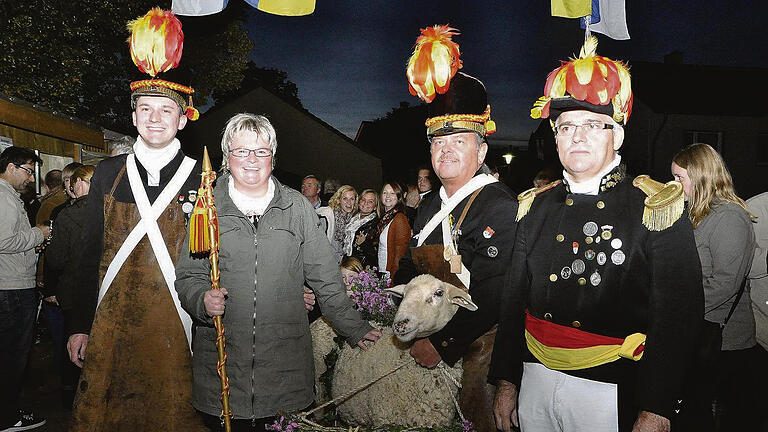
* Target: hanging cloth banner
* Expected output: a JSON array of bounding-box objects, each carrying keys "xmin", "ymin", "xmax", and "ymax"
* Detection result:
[
  {"xmin": 172, "ymin": 0, "xmax": 228, "ymax": 16},
  {"xmin": 173, "ymin": 0, "xmax": 314, "ymax": 16},
  {"xmin": 551, "ymin": 0, "xmax": 591, "ymax": 19},
  {"xmin": 580, "ymin": 0, "xmax": 630, "ymax": 40},
  {"xmin": 244, "ymin": 0, "xmax": 315, "ymax": 16}
]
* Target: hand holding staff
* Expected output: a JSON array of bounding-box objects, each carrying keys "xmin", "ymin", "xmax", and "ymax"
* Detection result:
[{"xmin": 189, "ymin": 147, "xmax": 232, "ymax": 431}]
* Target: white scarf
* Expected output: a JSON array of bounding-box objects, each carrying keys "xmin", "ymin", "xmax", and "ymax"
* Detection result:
[
  {"xmin": 343, "ymin": 212, "xmax": 376, "ymax": 256},
  {"xmin": 563, "ymin": 154, "xmax": 621, "ymax": 195},
  {"xmin": 228, "ymin": 176, "xmax": 275, "ymax": 217},
  {"xmin": 132, "ymin": 137, "xmax": 181, "ymax": 187}
]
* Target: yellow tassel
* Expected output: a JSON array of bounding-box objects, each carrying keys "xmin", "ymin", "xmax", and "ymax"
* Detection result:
[
  {"xmin": 189, "ymin": 207, "xmax": 210, "ymax": 253},
  {"xmin": 633, "ymin": 175, "xmax": 685, "ymax": 231}
]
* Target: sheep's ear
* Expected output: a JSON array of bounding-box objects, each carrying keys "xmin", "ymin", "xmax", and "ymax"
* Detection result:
[
  {"xmin": 385, "ymin": 284, "xmax": 406, "ymax": 298},
  {"xmin": 446, "ymin": 284, "xmax": 478, "ymax": 311}
]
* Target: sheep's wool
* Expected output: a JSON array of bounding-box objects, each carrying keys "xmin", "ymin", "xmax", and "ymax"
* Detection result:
[{"xmin": 329, "ymin": 326, "xmax": 462, "ymax": 427}]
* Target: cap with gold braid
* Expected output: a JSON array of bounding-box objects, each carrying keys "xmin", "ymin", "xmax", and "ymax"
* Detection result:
[
  {"xmin": 531, "ymin": 36, "xmax": 632, "ymax": 125},
  {"xmin": 406, "ymin": 25, "xmax": 496, "ymax": 138},
  {"xmin": 128, "ymin": 8, "xmax": 199, "ymax": 121}
]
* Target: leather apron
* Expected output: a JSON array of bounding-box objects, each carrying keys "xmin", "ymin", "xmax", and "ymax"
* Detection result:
[
  {"xmin": 70, "ymin": 166, "xmax": 205, "ymax": 432},
  {"xmin": 409, "ymin": 190, "xmax": 498, "ymax": 432}
]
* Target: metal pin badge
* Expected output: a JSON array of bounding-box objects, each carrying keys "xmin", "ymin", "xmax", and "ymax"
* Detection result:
[
  {"xmin": 590, "ymin": 270, "xmax": 602, "ymax": 286},
  {"xmin": 583, "ymin": 221, "xmax": 598, "ymax": 237},
  {"xmin": 597, "ymin": 251, "xmax": 607, "ymax": 265},
  {"xmin": 571, "ymin": 259, "xmax": 586, "ymax": 275},
  {"xmin": 611, "ymin": 250, "xmax": 626, "ymax": 265},
  {"xmin": 600, "ymin": 225, "xmax": 613, "ymax": 240},
  {"xmin": 483, "ymin": 226, "xmax": 495, "ymax": 239},
  {"xmin": 572, "ymin": 241, "xmax": 579, "ymax": 254}
]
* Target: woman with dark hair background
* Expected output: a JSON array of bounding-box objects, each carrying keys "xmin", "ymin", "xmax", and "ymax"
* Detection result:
[{"xmin": 376, "ymin": 182, "xmax": 410, "ymax": 278}]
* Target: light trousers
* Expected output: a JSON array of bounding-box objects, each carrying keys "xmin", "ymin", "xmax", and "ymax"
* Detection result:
[{"xmin": 519, "ymin": 362, "xmax": 619, "ymax": 432}]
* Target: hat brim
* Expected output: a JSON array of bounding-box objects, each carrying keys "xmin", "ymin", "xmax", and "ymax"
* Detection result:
[
  {"xmin": 549, "ymin": 97, "xmax": 615, "ymax": 122},
  {"xmin": 427, "ymin": 120, "xmax": 486, "ymax": 138}
]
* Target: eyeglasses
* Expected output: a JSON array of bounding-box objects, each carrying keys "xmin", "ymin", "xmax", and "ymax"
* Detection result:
[
  {"xmin": 554, "ymin": 122, "xmax": 614, "ymax": 136},
  {"xmin": 229, "ymin": 148, "xmax": 272, "ymax": 158},
  {"xmin": 14, "ymin": 165, "xmax": 34, "ymax": 176}
]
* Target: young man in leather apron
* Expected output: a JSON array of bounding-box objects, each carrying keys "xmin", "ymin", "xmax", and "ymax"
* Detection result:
[{"xmin": 65, "ymin": 9, "xmax": 206, "ymax": 431}]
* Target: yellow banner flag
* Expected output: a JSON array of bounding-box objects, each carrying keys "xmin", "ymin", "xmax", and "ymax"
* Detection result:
[
  {"xmin": 551, "ymin": 0, "xmax": 591, "ymax": 18},
  {"xmin": 252, "ymin": 0, "xmax": 315, "ymax": 16}
]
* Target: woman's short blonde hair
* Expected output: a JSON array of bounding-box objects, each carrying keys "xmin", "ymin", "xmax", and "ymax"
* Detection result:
[
  {"xmin": 673, "ymin": 143, "xmax": 754, "ymax": 227},
  {"xmin": 220, "ymin": 113, "xmax": 277, "ymax": 172},
  {"xmin": 328, "ymin": 185, "xmax": 357, "ymax": 212}
]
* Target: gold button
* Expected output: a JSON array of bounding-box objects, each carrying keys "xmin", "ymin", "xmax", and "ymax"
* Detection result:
[
  {"xmin": 572, "ymin": 321, "xmax": 581, "ymax": 328},
  {"xmin": 556, "ymin": 234, "xmax": 565, "ymax": 242},
  {"xmin": 544, "ymin": 313, "xmax": 552, "ymax": 321},
  {"xmin": 549, "ymin": 274, "xmax": 558, "ymax": 282},
  {"xmin": 585, "ymin": 236, "xmax": 593, "ymax": 244},
  {"xmin": 578, "ymin": 278, "xmax": 586, "ymax": 286},
  {"xmin": 596, "ymin": 201, "xmax": 605, "ymax": 209},
  {"xmin": 565, "ymin": 198, "xmax": 574, "ymax": 206},
  {"xmin": 441, "ymin": 341, "xmax": 448, "ymax": 347}
]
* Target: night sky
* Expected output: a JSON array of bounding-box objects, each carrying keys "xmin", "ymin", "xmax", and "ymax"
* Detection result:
[{"xmin": 239, "ymin": 1, "xmax": 768, "ymax": 147}]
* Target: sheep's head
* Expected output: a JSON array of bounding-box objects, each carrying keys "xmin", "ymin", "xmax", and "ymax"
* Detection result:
[{"xmin": 386, "ymin": 274, "xmax": 477, "ymax": 342}]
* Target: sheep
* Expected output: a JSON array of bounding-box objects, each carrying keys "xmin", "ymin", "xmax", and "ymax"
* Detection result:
[
  {"xmin": 311, "ymin": 274, "xmax": 478, "ymax": 427},
  {"xmin": 387, "ymin": 274, "xmax": 477, "ymax": 342},
  {"xmin": 387, "ymin": 274, "xmax": 498, "ymax": 432}
]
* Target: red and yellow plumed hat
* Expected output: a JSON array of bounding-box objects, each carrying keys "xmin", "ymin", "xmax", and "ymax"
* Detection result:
[
  {"xmin": 406, "ymin": 25, "xmax": 496, "ymax": 138},
  {"xmin": 127, "ymin": 8, "xmax": 199, "ymax": 121},
  {"xmin": 531, "ymin": 36, "xmax": 632, "ymax": 124}
]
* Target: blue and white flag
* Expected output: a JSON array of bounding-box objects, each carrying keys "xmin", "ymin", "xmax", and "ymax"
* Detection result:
[
  {"xmin": 580, "ymin": 0, "xmax": 630, "ymax": 40},
  {"xmin": 172, "ymin": 0, "xmax": 228, "ymax": 16}
]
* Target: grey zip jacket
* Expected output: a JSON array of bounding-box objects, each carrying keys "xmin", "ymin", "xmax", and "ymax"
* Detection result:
[
  {"xmin": 0, "ymin": 178, "xmax": 43, "ymax": 289},
  {"xmin": 176, "ymin": 175, "xmax": 372, "ymax": 419}
]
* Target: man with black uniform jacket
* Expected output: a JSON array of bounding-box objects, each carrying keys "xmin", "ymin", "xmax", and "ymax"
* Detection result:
[
  {"xmin": 393, "ymin": 26, "xmax": 518, "ymax": 432},
  {"xmin": 489, "ymin": 37, "xmax": 703, "ymax": 432}
]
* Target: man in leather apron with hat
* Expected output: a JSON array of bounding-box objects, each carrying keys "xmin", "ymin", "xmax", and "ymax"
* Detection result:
[
  {"xmin": 393, "ymin": 26, "xmax": 518, "ymax": 432},
  {"xmin": 66, "ymin": 9, "xmax": 207, "ymax": 431}
]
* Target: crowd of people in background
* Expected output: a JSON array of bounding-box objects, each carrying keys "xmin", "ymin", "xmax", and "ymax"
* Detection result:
[{"xmin": 303, "ymin": 168, "xmax": 437, "ymax": 279}]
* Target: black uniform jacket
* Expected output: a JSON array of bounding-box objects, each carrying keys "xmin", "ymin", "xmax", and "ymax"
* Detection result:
[
  {"xmin": 488, "ymin": 168, "xmax": 703, "ymax": 420},
  {"xmin": 70, "ymin": 151, "xmax": 201, "ymax": 336},
  {"xmin": 394, "ymin": 177, "xmax": 518, "ymax": 365}
]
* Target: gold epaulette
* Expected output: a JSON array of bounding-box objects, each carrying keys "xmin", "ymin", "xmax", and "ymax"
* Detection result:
[
  {"xmin": 632, "ymin": 175, "xmax": 685, "ymax": 231},
  {"xmin": 516, "ymin": 180, "xmax": 562, "ymax": 222}
]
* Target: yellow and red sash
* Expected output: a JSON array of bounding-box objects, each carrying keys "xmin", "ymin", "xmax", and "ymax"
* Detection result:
[{"xmin": 525, "ymin": 310, "xmax": 646, "ymax": 371}]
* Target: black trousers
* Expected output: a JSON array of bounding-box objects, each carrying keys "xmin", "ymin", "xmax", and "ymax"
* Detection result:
[{"xmin": 0, "ymin": 289, "xmax": 37, "ymax": 427}]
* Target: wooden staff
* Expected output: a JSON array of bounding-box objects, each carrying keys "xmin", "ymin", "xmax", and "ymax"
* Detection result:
[{"xmin": 189, "ymin": 147, "xmax": 232, "ymax": 431}]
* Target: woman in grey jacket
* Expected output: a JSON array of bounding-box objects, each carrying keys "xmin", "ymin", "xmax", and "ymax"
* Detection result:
[
  {"xmin": 176, "ymin": 114, "xmax": 380, "ymax": 431},
  {"xmin": 672, "ymin": 143, "xmax": 758, "ymax": 431}
]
